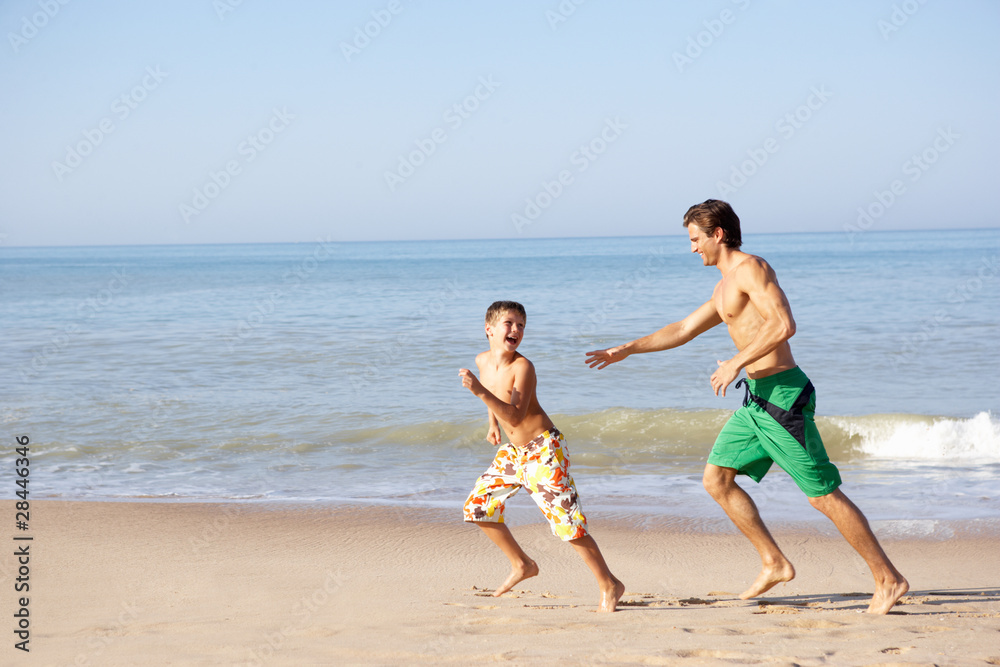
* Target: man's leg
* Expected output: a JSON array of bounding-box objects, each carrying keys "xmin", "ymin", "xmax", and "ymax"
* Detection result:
[
  {"xmin": 808, "ymin": 489, "xmax": 909, "ymax": 614},
  {"xmin": 703, "ymin": 463, "xmax": 795, "ymax": 599},
  {"xmin": 568, "ymin": 535, "xmax": 626, "ymax": 612},
  {"xmin": 474, "ymin": 522, "xmax": 539, "ymax": 597}
]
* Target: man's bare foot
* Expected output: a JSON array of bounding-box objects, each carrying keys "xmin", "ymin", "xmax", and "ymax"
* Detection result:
[
  {"xmin": 492, "ymin": 559, "xmax": 539, "ymax": 597},
  {"xmin": 599, "ymin": 578, "xmax": 626, "ymax": 612},
  {"xmin": 739, "ymin": 560, "xmax": 796, "ymax": 600},
  {"xmin": 866, "ymin": 575, "xmax": 909, "ymax": 614}
]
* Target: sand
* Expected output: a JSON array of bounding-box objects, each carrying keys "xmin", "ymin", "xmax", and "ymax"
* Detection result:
[{"xmin": 2, "ymin": 500, "xmax": 998, "ymax": 666}]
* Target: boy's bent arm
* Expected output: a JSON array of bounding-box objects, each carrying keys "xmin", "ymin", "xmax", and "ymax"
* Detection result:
[
  {"xmin": 585, "ymin": 300, "xmax": 722, "ymax": 369},
  {"xmin": 486, "ymin": 409, "xmax": 501, "ymax": 446},
  {"xmin": 459, "ymin": 366, "xmax": 504, "ymax": 445},
  {"xmin": 477, "ymin": 354, "xmax": 503, "ymax": 445},
  {"xmin": 459, "ymin": 359, "xmax": 536, "ymax": 428}
]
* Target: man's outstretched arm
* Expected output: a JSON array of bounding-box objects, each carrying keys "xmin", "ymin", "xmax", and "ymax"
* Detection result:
[
  {"xmin": 585, "ymin": 299, "xmax": 722, "ymax": 369},
  {"xmin": 710, "ymin": 259, "xmax": 796, "ymax": 395}
]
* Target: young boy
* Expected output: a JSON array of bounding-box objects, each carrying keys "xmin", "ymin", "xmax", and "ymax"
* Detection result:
[{"xmin": 459, "ymin": 301, "xmax": 625, "ymax": 612}]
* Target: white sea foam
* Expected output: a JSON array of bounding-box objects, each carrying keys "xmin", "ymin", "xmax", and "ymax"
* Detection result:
[{"xmin": 828, "ymin": 411, "xmax": 1000, "ymax": 460}]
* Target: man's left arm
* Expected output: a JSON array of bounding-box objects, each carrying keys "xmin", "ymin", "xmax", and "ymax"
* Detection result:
[{"xmin": 711, "ymin": 259, "xmax": 796, "ymax": 396}]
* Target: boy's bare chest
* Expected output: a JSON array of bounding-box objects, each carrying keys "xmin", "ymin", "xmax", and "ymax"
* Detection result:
[{"xmin": 480, "ymin": 367, "xmax": 514, "ymax": 398}]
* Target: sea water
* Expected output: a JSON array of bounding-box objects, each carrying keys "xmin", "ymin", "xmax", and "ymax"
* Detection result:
[{"xmin": 2, "ymin": 230, "xmax": 998, "ymax": 533}]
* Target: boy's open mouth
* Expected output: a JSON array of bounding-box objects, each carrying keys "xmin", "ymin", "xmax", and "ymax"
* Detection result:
[{"xmin": 506, "ymin": 335, "xmax": 518, "ymax": 344}]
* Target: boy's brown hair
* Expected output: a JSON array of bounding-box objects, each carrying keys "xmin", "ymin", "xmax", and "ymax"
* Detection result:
[{"xmin": 485, "ymin": 300, "xmax": 526, "ymax": 326}]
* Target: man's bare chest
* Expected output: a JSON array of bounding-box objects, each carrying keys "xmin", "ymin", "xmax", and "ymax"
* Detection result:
[{"xmin": 713, "ymin": 279, "xmax": 752, "ymax": 324}]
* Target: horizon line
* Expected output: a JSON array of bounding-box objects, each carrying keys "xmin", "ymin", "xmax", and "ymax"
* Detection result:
[{"xmin": 1, "ymin": 225, "xmax": 998, "ymax": 250}]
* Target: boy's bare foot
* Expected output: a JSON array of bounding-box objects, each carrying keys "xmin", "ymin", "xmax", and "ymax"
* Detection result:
[
  {"xmin": 492, "ymin": 559, "xmax": 539, "ymax": 597},
  {"xmin": 866, "ymin": 575, "xmax": 909, "ymax": 614},
  {"xmin": 739, "ymin": 560, "xmax": 795, "ymax": 600},
  {"xmin": 599, "ymin": 578, "xmax": 626, "ymax": 612}
]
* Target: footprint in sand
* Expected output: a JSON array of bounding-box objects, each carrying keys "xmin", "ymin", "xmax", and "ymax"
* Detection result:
[
  {"xmin": 754, "ymin": 606, "xmax": 801, "ymax": 615},
  {"xmin": 617, "ymin": 592, "xmax": 667, "ymax": 607},
  {"xmin": 471, "ymin": 586, "xmax": 530, "ymax": 598},
  {"xmin": 780, "ymin": 618, "xmax": 847, "ymax": 629},
  {"xmin": 679, "ymin": 627, "xmax": 743, "ymax": 636},
  {"xmin": 524, "ymin": 604, "xmax": 579, "ymax": 610},
  {"xmin": 956, "ymin": 612, "xmax": 1000, "ymax": 618},
  {"xmin": 899, "ymin": 595, "xmax": 931, "ymax": 604},
  {"xmin": 617, "ymin": 599, "xmax": 652, "ymax": 607},
  {"xmin": 905, "ymin": 625, "xmax": 955, "ymax": 633},
  {"xmin": 676, "ymin": 649, "xmax": 761, "ymax": 660}
]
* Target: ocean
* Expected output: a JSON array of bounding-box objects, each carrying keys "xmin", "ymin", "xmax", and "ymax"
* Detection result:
[{"xmin": 2, "ymin": 230, "xmax": 999, "ymax": 535}]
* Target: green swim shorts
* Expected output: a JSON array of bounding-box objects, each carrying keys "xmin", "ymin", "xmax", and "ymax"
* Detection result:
[{"xmin": 707, "ymin": 366, "xmax": 841, "ymax": 498}]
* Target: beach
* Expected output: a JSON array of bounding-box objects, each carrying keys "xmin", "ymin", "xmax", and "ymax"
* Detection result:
[
  {"xmin": 4, "ymin": 0, "xmax": 999, "ymax": 662},
  {"xmin": 6, "ymin": 500, "xmax": 998, "ymax": 665},
  {"xmin": 2, "ymin": 234, "xmax": 998, "ymax": 664}
]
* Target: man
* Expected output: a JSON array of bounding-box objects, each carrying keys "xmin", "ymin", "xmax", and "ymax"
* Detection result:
[{"xmin": 584, "ymin": 199, "xmax": 908, "ymax": 614}]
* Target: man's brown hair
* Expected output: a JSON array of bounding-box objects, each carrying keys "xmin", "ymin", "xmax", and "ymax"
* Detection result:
[{"xmin": 683, "ymin": 199, "xmax": 743, "ymax": 249}]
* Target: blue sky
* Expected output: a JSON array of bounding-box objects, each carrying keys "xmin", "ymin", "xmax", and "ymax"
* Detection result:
[{"xmin": 2, "ymin": 0, "xmax": 998, "ymax": 246}]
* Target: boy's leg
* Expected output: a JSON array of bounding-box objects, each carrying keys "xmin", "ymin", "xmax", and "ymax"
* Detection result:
[
  {"xmin": 521, "ymin": 431, "xmax": 625, "ymax": 611},
  {"xmin": 703, "ymin": 463, "xmax": 795, "ymax": 599},
  {"xmin": 465, "ymin": 443, "xmax": 539, "ymax": 597},
  {"xmin": 808, "ymin": 489, "xmax": 909, "ymax": 614},
  {"xmin": 568, "ymin": 535, "xmax": 625, "ymax": 612},
  {"xmin": 474, "ymin": 522, "xmax": 539, "ymax": 597}
]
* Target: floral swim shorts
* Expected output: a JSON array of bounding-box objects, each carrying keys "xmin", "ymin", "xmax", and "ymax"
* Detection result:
[{"xmin": 463, "ymin": 428, "xmax": 589, "ymax": 541}]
